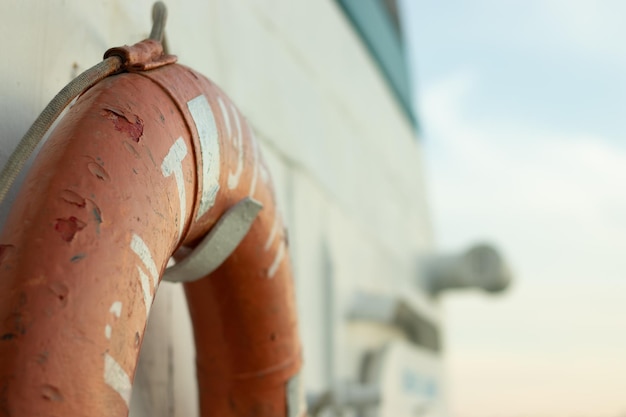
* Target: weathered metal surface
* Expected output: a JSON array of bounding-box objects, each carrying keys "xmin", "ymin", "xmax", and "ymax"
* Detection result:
[{"xmin": 0, "ymin": 60, "xmax": 302, "ymax": 416}]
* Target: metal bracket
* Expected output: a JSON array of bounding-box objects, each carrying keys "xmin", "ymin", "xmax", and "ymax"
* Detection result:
[
  {"xmin": 307, "ymin": 381, "xmax": 380, "ymax": 416},
  {"xmin": 347, "ymin": 291, "xmax": 441, "ymax": 352},
  {"xmin": 423, "ymin": 243, "xmax": 512, "ymax": 295},
  {"xmin": 162, "ymin": 197, "xmax": 263, "ymax": 283}
]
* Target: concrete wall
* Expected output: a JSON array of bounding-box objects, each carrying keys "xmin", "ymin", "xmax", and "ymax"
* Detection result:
[{"xmin": 0, "ymin": 1, "xmax": 440, "ymax": 415}]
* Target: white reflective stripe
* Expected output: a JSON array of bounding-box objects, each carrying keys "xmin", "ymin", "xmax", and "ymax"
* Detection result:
[
  {"xmin": 227, "ymin": 103, "xmax": 244, "ymax": 190},
  {"xmin": 187, "ymin": 95, "xmax": 220, "ymax": 219},
  {"xmin": 249, "ymin": 133, "xmax": 259, "ymax": 197},
  {"xmin": 260, "ymin": 164, "xmax": 269, "ymax": 185},
  {"xmin": 264, "ymin": 213, "xmax": 279, "ymax": 251},
  {"xmin": 130, "ymin": 234, "xmax": 158, "ymax": 287},
  {"xmin": 137, "ymin": 266, "xmax": 153, "ymax": 314},
  {"xmin": 217, "ymin": 96, "xmax": 232, "ymax": 138},
  {"xmin": 104, "ymin": 353, "xmax": 132, "ymax": 407},
  {"xmin": 109, "ymin": 301, "xmax": 122, "ymax": 318},
  {"xmin": 268, "ymin": 242, "xmax": 285, "ymax": 279},
  {"xmin": 161, "ymin": 137, "xmax": 188, "ymax": 239}
]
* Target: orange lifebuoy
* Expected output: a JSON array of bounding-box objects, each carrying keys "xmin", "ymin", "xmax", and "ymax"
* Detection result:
[{"xmin": 0, "ymin": 39, "xmax": 304, "ymax": 416}]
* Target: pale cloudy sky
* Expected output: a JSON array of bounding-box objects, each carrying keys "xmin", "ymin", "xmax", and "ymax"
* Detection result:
[{"xmin": 402, "ymin": 1, "xmax": 626, "ymax": 416}]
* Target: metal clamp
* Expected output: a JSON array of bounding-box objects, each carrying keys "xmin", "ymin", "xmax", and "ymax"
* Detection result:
[{"xmin": 162, "ymin": 197, "xmax": 263, "ymax": 283}]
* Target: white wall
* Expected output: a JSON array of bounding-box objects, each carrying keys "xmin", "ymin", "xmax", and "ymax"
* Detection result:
[{"xmin": 0, "ymin": 1, "xmax": 439, "ymax": 415}]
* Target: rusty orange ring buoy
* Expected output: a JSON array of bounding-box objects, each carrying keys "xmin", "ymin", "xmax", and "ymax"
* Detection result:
[{"xmin": 0, "ymin": 39, "xmax": 304, "ymax": 417}]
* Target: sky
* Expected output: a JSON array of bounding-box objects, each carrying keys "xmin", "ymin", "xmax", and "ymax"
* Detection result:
[{"xmin": 401, "ymin": 1, "xmax": 626, "ymax": 416}]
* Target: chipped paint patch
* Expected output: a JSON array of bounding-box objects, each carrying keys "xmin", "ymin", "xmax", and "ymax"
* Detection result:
[
  {"xmin": 123, "ymin": 141, "xmax": 140, "ymax": 158},
  {"xmin": 87, "ymin": 162, "xmax": 110, "ymax": 181},
  {"xmin": 54, "ymin": 217, "xmax": 86, "ymax": 242},
  {"xmin": 41, "ymin": 384, "xmax": 64, "ymax": 402},
  {"xmin": 70, "ymin": 253, "xmax": 86, "ymax": 262},
  {"xmin": 48, "ymin": 282, "xmax": 69, "ymax": 307},
  {"xmin": 105, "ymin": 325, "xmax": 112, "ymax": 340},
  {"xmin": 60, "ymin": 189, "xmax": 86, "ymax": 208},
  {"xmin": 104, "ymin": 353, "xmax": 132, "ymax": 407},
  {"xmin": 102, "ymin": 109, "xmax": 144, "ymax": 142},
  {"xmin": 92, "ymin": 206, "xmax": 102, "ymax": 224}
]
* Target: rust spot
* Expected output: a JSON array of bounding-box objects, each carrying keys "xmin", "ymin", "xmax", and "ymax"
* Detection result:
[
  {"xmin": 102, "ymin": 109, "xmax": 144, "ymax": 142},
  {"xmin": 60, "ymin": 189, "xmax": 86, "ymax": 208},
  {"xmin": 0, "ymin": 333, "xmax": 15, "ymax": 341},
  {"xmin": 54, "ymin": 217, "xmax": 86, "ymax": 242},
  {"xmin": 70, "ymin": 253, "xmax": 85, "ymax": 262},
  {"xmin": 87, "ymin": 162, "xmax": 110, "ymax": 181},
  {"xmin": 0, "ymin": 244, "xmax": 15, "ymax": 265},
  {"xmin": 48, "ymin": 282, "xmax": 69, "ymax": 307},
  {"xmin": 41, "ymin": 385, "xmax": 64, "ymax": 402}
]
